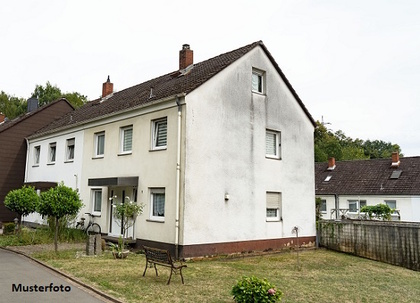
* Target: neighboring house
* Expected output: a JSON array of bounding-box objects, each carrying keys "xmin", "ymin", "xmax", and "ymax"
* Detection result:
[
  {"xmin": 0, "ymin": 98, "xmax": 74, "ymax": 223},
  {"xmin": 315, "ymin": 153, "xmax": 420, "ymax": 222},
  {"xmin": 25, "ymin": 41, "xmax": 316, "ymax": 258}
]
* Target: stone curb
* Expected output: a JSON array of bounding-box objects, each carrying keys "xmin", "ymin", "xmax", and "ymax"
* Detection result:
[{"xmin": 0, "ymin": 246, "xmax": 124, "ymax": 303}]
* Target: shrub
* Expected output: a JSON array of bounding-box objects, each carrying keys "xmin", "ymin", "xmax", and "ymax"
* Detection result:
[
  {"xmin": 3, "ymin": 222, "xmax": 16, "ymax": 235},
  {"xmin": 4, "ymin": 186, "xmax": 39, "ymax": 226},
  {"xmin": 361, "ymin": 204, "xmax": 393, "ymax": 220},
  {"xmin": 231, "ymin": 276, "xmax": 282, "ymax": 302}
]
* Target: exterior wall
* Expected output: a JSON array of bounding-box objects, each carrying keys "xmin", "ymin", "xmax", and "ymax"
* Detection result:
[
  {"xmin": 317, "ymin": 194, "xmax": 419, "ymax": 222},
  {"xmin": 0, "ymin": 100, "xmax": 73, "ymax": 222},
  {"xmin": 24, "ymin": 130, "xmax": 84, "ymax": 224},
  {"xmin": 182, "ymin": 46, "xmax": 316, "ymax": 248},
  {"xmin": 79, "ymin": 101, "xmax": 182, "ymax": 244}
]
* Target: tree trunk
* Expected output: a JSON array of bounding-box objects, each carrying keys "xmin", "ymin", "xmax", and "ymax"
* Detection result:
[{"xmin": 54, "ymin": 217, "xmax": 59, "ymax": 253}]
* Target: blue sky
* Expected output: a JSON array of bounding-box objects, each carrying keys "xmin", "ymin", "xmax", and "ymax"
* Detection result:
[{"xmin": 1, "ymin": 0, "xmax": 419, "ymax": 156}]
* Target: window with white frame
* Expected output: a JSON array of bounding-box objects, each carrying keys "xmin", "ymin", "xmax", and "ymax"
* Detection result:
[
  {"xmin": 320, "ymin": 199, "xmax": 327, "ymax": 213},
  {"xmin": 94, "ymin": 132, "xmax": 105, "ymax": 157},
  {"xmin": 252, "ymin": 68, "xmax": 264, "ymax": 93},
  {"xmin": 150, "ymin": 188, "xmax": 165, "ymax": 221},
  {"xmin": 92, "ymin": 189, "xmax": 102, "ymax": 215},
  {"xmin": 48, "ymin": 142, "xmax": 56, "ymax": 163},
  {"xmin": 266, "ymin": 130, "xmax": 281, "ymax": 159},
  {"xmin": 385, "ymin": 200, "xmax": 397, "ymax": 213},
  {"xmin": 34, "ymin": 146, "xmax": 41, "ymax": 165},
  {"xmin": 266, "ymin": 192, "xmax": 282, "ymax": 221},
  {"xmin": 152, "ymin": 118, "xmax": 167, "ymax": 150},
  {"xmin": 120, "ymin": 126, "xmax": 133, "ymax": 154},
  {"xmin": 348, "ymin": 200, "xmax": 366, "ymax": 213},
  {"xmin": 66, "ymin": 138, "xmax": 75, "ymax": 161}
]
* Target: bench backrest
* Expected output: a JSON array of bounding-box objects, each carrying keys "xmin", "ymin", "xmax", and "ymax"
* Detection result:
[{"xmin": 143, "ymin": 246, "xmax": 173, "ymax": 265}]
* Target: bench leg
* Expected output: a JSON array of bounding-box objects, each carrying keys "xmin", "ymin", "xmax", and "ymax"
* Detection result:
[
  {"xmin": 142, "ymin": 263, "xmax": 148, "ymax": 277},
  {"xmin": 179, "ymin": 268, "xmax": 185, "ymax": 284},
  {"xmin": 154, "ymin": 264, "xmax": 158, "ymax": 276},
  {"xmin": 167, "ymin": 268, "xmax": 173, "ymax": 285}
]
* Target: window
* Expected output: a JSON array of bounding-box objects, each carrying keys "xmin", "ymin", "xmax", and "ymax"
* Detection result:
[
  {"xmin": 95, "ymin": 132, "xmax": 105, "ymax": 157},
  {"xmin": 385, "ymin": 200, "xmax": 396, "ymax": 210},
  {"xmin": 152, "ymin": 118, "xmax": 167, "ymax": 150},
  {"xmin": 150, "ymin": 188, "xmax": 165, "ymax": 221},
  {"xmin": 266, "ymin": 192, "xmax": 282, "ymax": 221},
  {"xmin": 266, "ymin": 130, "xmax": 281, "ymax": 159},
  {"xmin": 348, "ymin": 200, "xmax": 366, "ymax": 213},
  {"xmin": 252, "ymin": 69, "xmax": 264, "ymax": 93},
  {"xmin": 49, "ymin": 142, "xmax": 56, "ymax": 163},
  {"xmin": 34, "ymin": 146, "xmax": 41, "ymax": 165},
  {"xmin": 120, "ymin": 126, "xmax": 133, "ymax": 154},
  {"xmin": 92, "ymin": 189, "xmax": 102, "ymax": 214},
  {"xmin": 66, "ymin": 138, "xmax": 75, "ymax": 161},
  {"xmin": 320, "ymin": 199, "xmax": 327, "ymax": 213}
]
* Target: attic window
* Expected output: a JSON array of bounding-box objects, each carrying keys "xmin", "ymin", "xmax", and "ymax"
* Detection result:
[
  {"xmin": 324, "ymin": 175, "xmax": 332, "ymax": 182},
  {"xmin": 390, "ymin": 170, "xmax": 402, "ymax": 179}
]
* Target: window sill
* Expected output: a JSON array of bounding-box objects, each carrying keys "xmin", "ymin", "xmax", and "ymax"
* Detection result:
[
  {"xmin": 92, "ymin": 156, "xmax": 104, "ymax": 160},
  {"xmin": 252, "ymin": 91, "xmax": 266, "ymax": 96},
  {"xmin": 265, "ymin": 156, "xmax": 281, "ymax": 160},
  {"xmin": 149, "ymin": 147, "xmax": 167, "ymax": 152},
  {"xmin": 47, "ymin": 162, "xmax": 56, "ymax": 166},
  {"xmin": 118, "ymin": 152, "xmax": 132, "ymax": 156},
  {"xmin": 146, "ymin": 219, "xmax": 165, "ymax": 223},
  {"xmin": 266, "ymin": 218, "xmax": 282, "ymax": 222},
  {"xmin": 64, "ymin": 160, "xmax": 74, "ymax": 163},
  {"xmin": 32, "ymin": 164, "xmax": 40, "ymax": 167}
]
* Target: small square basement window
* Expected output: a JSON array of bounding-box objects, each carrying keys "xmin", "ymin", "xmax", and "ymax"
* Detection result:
[{"xmin": 390, "ymin": 170, "xmax": 402, "ymax": 179}]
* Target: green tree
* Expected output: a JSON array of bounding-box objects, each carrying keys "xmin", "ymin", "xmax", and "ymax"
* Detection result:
[
  {"xmin": 31, "ymin": 81, "xmax": 87, "ymax": 108},
  {"xmin": 4, "ymin": 186, "xmax": 40, "ymax": 231},
  {"xmin": 38, "ymin": 183, "xmax": 83, "ymax": 252},
  {"xmin": 0, "ymin": 91, "xmax": 27, "ymax": 119}
]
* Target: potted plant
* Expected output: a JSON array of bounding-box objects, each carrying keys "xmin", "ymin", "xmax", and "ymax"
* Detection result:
[{"xmin": 111, "ymin": 196, "xmax": 144, "ymax": 258}]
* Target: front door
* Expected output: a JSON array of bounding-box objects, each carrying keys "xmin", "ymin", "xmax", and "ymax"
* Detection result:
[{"xmin": 108, "ymin": 187, "xmax": 135, "ymax": 238}]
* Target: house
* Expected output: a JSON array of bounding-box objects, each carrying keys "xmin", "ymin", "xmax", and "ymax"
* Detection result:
[
  {"xmin": 0, "ymin": 98, "xmax": 74, "ymax": 223},
  {"xmin": 24, "ymin": 41, "xmax": 316, "ymax": 258},
  {"xmin": 315, "ymin": 153, "xmax": 420, "ymax": 222}
]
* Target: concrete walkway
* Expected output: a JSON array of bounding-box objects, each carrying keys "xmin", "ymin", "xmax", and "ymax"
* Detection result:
[{"xmin": 0, "ymin": 248, "xmax": 116, "ymax": 303}]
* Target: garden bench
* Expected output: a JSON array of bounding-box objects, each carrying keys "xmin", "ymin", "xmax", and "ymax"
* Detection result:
[{"xmin": 142, "ymin": 246, "xmax": 187, "ymax": 285}]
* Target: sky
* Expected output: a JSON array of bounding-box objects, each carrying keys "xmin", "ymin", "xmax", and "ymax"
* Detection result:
[{"xmin": 1, "ymin": 0, "xmax": 420, "ymax": 156}]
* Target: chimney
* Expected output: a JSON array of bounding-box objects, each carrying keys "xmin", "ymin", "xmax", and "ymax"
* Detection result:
[
  {"xmin": 391, "ymin": 152, "xmax": 400, "ymax": 167},
  {"xmin": 179, "ymin": 44, "xmax": 193, "ymax": 70},
  {"xmin": 0, "ymin": 113, "xmax": 5, "ymax": 123},
  {"xmin": 327, "ymin": 157, "xmax": 336, "ymax": 170},
  {"xmin": 27, "ymin": 97, "xmax": 39, "ymax": 112},
  {"xmin": 102, "ymin": 76, "xmax": 113, "ymax": 98}
]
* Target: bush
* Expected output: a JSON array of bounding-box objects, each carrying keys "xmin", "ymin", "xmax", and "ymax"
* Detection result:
[
  {"xmin": 231, "ymin": 276, "xmax": 282, "ymax": 302},
  {"xmin": 3, "ymin": 222, "xmax": 16, "ymax": 235},
  {"xmin": 361, "ymin": 204, "xmax": 393, "ymax": 220}
]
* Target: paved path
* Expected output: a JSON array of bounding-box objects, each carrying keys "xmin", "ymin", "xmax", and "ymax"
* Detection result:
[{"xmin": 0, "ymin": 248, "xmax": 114, "ymax": 303}]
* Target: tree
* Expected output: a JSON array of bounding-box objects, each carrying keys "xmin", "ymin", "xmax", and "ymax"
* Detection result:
[
  {"xmin": 0, "ymin": 91, "xmax": 27, "ymax": 119},
  {"xmin": 31, "ymin": 81, "xmax": 87, "ymax": 108},
  {"xmin": 4, "ymin": 186, "xmax": 40, "ymax": 231},
  {"xmin": 38, "ymin": 183, "xmax": 83, "ymax": 252},
  {"xmin": 112, "ymin": 196, "xmax": 144, "ymax": 254},
  {"xmin": 314, "ymin": 121, "xmax": 402, "ymax": 161}
]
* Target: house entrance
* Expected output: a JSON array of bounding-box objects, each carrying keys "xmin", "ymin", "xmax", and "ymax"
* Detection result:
[{"xmin": 108, "ymin": 187, "xmax": 136, "ymax": 238}]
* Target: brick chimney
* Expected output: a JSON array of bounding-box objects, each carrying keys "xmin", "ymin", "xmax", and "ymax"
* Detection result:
[
  {"xmin": 327, "ymin": 157, "xmax": 336, "ymax": 170},
  {"xmin": 0, "ymin": 113, "xmax": 5, "ymax": 123},
  {"xmin": 179, "ymin": 44, "xmax": 193, "ymax": 70},
  {"xmin": 102, "ymin": 76, "xmax": 113, "ymax": 98},
  {"xmin": 391, "ymin": 152, "xmax": 400, "ymax": 167}
]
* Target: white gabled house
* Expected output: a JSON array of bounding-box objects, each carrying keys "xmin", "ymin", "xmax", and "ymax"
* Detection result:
[{"xmin": 25, "ymin": 41, "xmax": 316, "ymax": 258}]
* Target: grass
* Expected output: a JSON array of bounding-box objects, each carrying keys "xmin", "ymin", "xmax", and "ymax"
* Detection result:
[{"xmin": 31, "ymin": 248, "xmax": 420, "ymax": 303}]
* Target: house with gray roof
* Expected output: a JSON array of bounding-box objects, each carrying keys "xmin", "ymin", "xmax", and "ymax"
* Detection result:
[
  {"xmin": 24, "ymin": 41, "xmax": 316, "ymax": 258},
  {"xmin": 315, "ymin": 153, "xmax": 420, "ymax": 221}
]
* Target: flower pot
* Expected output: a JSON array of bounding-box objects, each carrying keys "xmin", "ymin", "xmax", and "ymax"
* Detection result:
[{"xmin": 112, "ymin": 250, "xmax": 130, "ymax": 259}]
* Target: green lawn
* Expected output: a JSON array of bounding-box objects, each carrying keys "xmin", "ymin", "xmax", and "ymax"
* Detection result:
[{"xmin": 31, "ymin": 248, "xmax": 420, "ymax": 303}]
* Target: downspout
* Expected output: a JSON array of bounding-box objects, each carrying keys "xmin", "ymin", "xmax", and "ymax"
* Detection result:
[
  {"xmin": 24, "ymin": 138, "xmax": 30, "ymax": 183},
  {"xmin": 175, "ymin": 96, "xmax": 182, "ymax": 260},
  {"xmin": 334, "ymin": 194, "xmax": 339, "ymax": 220}
]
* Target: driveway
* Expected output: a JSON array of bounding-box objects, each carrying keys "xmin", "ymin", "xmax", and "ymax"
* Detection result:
[{"xmin": 0, "ymin": 248, "xmax": 116, "ymax": 303}]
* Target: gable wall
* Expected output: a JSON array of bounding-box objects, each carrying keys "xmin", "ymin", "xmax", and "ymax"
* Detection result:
[{"xmin": 182, "ymin": 46, "xmax": 315, "ymax": 246}]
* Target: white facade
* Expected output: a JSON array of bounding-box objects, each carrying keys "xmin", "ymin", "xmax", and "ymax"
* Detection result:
[
  {"xmin": 318, "ymin": 194, "xmax": 420, "ymax": 222},
  {"xmin": 24, "ymin": 43, "xmax": 316, "ymax": 256}
]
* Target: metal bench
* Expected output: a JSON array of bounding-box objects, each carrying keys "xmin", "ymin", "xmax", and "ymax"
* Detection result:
[{"xmin": 142, "ymin": 246, "xmax": 187, "ymax": 285}]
